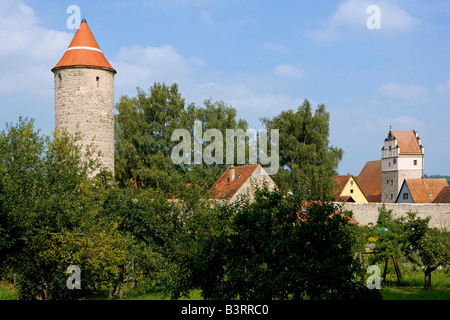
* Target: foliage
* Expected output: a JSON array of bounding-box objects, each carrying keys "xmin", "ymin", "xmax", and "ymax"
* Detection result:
[
  {"xmin": 374, "ymin": 206, "xmax": 450, "ymax": 289},
  {"xmin": 114, "ymin": 82, "xmax": 248, "ymax": 195},
  {"xmin": 101, "ymin": 187, "xmax": 184, "ymax": 293},
  {"xmin": 261, "ymin": 99, "xmax": 343, "ymax": 200},
  {"xmin": 373, "ymin": 204, "xmax": 404, "ymax": 261},
  {"xmin": 114, "ymin": 83, "xmax": 189, "ymax": 192},
  {"xmin": 0, "ymin": 118, "xmax": 130, "ymax": 299},
  {"xmin": 178, "ymin": 187, "xmax": 380, "ymax": 300}
]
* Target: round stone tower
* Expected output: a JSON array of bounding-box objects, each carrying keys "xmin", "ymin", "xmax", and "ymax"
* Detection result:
[{"xmin": 51, "ymin": 18, "xmax": 116, "ymax": 174}]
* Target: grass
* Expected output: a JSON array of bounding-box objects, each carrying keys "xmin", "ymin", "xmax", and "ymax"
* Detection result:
[
  {"xmin": 119, "ymin": 288, "xmax": 203, "ymax": 300},
  {"xmin": 0, "ymin": 282, "xmax": 18, "ymax": 300},
  {"xmin": 1, "ymin": 263, "xmax": 448, "ymax": 300},
  {"xmin": 366, "ymin": 257, "xmax": 450, "ymax": 300},
  {"xmin": 381, "ymin": 286, "xmax": 450, "ymax": 300}
]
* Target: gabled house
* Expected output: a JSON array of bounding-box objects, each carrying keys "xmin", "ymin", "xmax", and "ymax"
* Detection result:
[
  {"xmin": 207, "ymin": 165, "xmax": 359, "ymax": 224},
  {"xmin": 207, "ymin": 164, "xmax": 276, "ymax": 203},
  {"xmin": 355, "ymin": 160, "xmax": 382, "ymax": 203},
  {"xmin": 395, "ymin": 178, "xmax": 448, "ymax": 203},
  {"xmin": 334, "ymin": 175, "xmax": 368, "ymax": 203}
]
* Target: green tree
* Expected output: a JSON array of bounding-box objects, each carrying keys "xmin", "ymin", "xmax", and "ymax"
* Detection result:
[
  {"xmin": 114, "ymin": 82, "xmax": 248, "ymax": 196},
  {"xmin": 261, "ymin": 99, "xmax": 343, "ymax": 200},
  {"xmin": 373, "ymin": 205, "xmax": 404, "ymax": 262},
  {"xmin": 114, "ymin": 83, "xmax": 189, "ymax": 192},
  {"xmin": 184, "ymin": 187, "xmax": 379, "ymax": 300},
  {"xmin": 0, "ymin": 118, "xmax": 130, "ymax": 299},
  {"xmin": 375, "ymin": 208, "xmax": 450, "ymax": 289},
  {"xmin": 401, "ymin": 212, "xmax": 450, "ymax": 289},
  {"xmin": 182, "ymin": 98, "xmax": 249, "ymax": 188}
]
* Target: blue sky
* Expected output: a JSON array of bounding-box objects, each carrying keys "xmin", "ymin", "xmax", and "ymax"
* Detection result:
[{"xmin": 1, "ymin": 0, "xmax": 449, "ymax": 176}]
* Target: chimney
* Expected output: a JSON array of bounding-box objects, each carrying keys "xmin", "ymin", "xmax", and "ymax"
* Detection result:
[{"xmin": 229, "ymin": 165, "xmax": 235, "ymax": 183}]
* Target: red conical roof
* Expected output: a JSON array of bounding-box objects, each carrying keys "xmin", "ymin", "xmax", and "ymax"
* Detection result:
[{"xmin": 52, "ymin": 19, "xmax": 116, "ymax": 73}]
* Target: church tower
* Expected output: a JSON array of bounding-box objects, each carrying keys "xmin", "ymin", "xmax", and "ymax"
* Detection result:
[
  {"xmin": 381, "ymin": 129, "xmax": 424, "ymax": 203},
  {"xmin": 52, "ymin": 18, "xmax": 116, "ymax": 174}
]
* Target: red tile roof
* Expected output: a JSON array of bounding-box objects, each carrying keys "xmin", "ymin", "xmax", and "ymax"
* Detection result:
[
  {"xmin": 356, "ymin": 160, "xmax": 382, "ymax": 202},
  {"xmin": 52, "ymin": 19, "xmax": 116, "ymax": 73},
  {"xmin": 391, "ymin": 131, "xmax": 422, "ymax": 154},
  {"xmin": 334, "ymin": 175, "xmax": 351, "ymax": 196},
  {"xmin": 207, "ymin": 164, "xmax": 262, "ymax": 200},
  {"xmin": 298, "ymin": 201, "xmax": 359, "ymax": 224},
  {"xmin": 433, "ymin": 186, "xmax": 450, "ymax": 203},
  {"xmin": 336, "ymin": 195, "xmax": 355, "ymax": 202},
  {"xmin": 403, "ymin": 178, "xmax": 449, "ymax": 203}
]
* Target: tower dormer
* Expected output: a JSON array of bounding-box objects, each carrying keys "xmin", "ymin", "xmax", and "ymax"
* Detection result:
[{"xmin": 381, "ymin": 129, "xmax": 424, "ymax": 203}]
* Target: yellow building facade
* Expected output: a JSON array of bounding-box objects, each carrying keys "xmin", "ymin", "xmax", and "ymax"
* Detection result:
[{"xmin": 334, "ymin": 175, "xmax": 368, "ymax": 203}]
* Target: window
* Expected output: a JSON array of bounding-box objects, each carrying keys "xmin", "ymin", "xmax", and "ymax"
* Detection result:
[
  {"xmin": 403, "ymin": 193, "xmax": 409, "ymax": 200},
  {"xmin": 413, "ymin": 160, "xmax": 418, "ymax": 166},
  {"xmin": 350, "ymin": 180, "xmax": 354, "ymax": 186},
  {"xmin": 389, "ymin": 162, "xmax": 391, "ymax": 167},
  {"xmin": 350, "ymin": 189, "xmax": 354, "ymax": 194},
  {"xmin": 57, "ymin": 73, "xmax": 62, "ymax": 87},
  {"xmin": 390, "ymin": 194, "xmax": 393, "ymax": 200},
  {"xmin": 386, "ymin": 179, "xmax": 389, "ymax": 184},
  {"xmin": 96, "ymin": 76, "xmax": 100, "ymax": 87},
  {"xmin": 391, "ymin": 179, "xmax": 393, "ymax": 185}
]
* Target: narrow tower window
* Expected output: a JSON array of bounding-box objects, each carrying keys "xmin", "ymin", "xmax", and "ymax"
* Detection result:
[
  {"xmin": 57, "ymin": 73, "xmax": 62, "ymax": 87},
  {"xmin": 96, "ymin": 76, "xmax": 100, "ymax": 87}
]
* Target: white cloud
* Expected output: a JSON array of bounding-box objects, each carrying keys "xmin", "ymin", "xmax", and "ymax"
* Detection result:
[
  {"xmin": 378, "ymin": 82, "xmax": 428, "ymax": 100},
  {"xmin": 436, "ymin": 78, "xmax": 450, "ymax": 93},
  {"xmin": 189, "ymin": 56, "xmax": 207, "ymax": 67},
  {"xmin": 200, "ymin": 9, "xmax": 214, "ymax": 24},
  {"xmin": 308, "ymin": 0, "xmax": 419, "ymax": 42},
  {"xmin": 259, "ymin": 42, "xmax": 290, "ymax": 55},
  {"xmin": 274, "ymin": 64, "xmax": 304, "ymax": 79},
  {"xmin": 0, "ymin": 0, "xmax": 72, "ymax": 95},
  {"xmin": 148, "ymin": 0, "xmax": 210, "ymax": 8},
  {"xmin": 193, "ymin": 79, "xmax": 304, "ymax": 128},
  {"xmin": 111, "ymin": 43, "xmax": 305, "ymax": 126},
  {"xmin": 376, "ymin": 116, "xmax": 425, "ymax": 130},
  {"xmin": 112, "ymin": 44, "xmax": 194, "ymax": 93}
]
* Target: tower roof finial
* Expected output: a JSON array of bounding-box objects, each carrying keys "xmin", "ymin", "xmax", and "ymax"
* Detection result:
[
  {"xmin": 51, "ymin": 16, "xmax": 116, "ymax": 74},
  {"xmin": 81, "ymin": 11, "xmax": 86, "ymax": 23}
]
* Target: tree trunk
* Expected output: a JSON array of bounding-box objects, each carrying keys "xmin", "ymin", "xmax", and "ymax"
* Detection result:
[{"xmin": 424, "ymin": 267, "xmax": 435, "ymax": 289}]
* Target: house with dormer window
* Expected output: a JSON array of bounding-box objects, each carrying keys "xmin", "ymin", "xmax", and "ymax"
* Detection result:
[{"xmin": 395, "ymin": 178, "xmax": 448, "ymax": 203}]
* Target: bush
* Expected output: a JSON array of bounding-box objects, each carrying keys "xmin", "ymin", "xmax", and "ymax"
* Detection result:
[{"xmin": 181, "ymin": 187, "xmax": 381, "ymax": 300}]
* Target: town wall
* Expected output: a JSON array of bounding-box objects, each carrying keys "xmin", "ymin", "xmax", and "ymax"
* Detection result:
[{"xmin": 339, "ymin": 202, "xmax": 450, "ymax": 231}]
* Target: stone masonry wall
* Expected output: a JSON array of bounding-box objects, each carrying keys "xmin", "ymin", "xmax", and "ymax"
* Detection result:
[
  {"xmin": 381, "ymin": 171, "xmax": 398, "ymax": 203},
  {"xmin": 339, "ymin": 202, "xmax": 450, "ymax": 231},
  {"xmin": 54, "ymin": 67, "xmax": 115, "ymax": 174}
]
